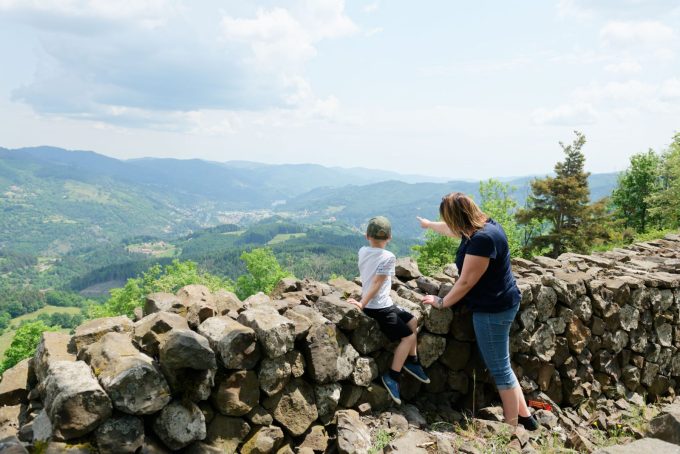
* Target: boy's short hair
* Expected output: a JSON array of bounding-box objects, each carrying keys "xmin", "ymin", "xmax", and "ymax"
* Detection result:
[{"xmin": 367, "ymin": 216, "xmax": 391, "ymax": 240}]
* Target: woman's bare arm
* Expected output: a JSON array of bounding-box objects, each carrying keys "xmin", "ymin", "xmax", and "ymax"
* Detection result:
[
  {"xmin": 422, "ymin": 254, "xmax": 489, "ymax": 308},
  {"xmin": 416, "ymin": 216, "xmax": 460, "ymax": 238}
]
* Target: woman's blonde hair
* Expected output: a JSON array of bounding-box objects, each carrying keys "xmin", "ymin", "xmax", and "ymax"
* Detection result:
[{"xmin": 439, "ymin": 192, "xmax": 488, "ymax": 238}]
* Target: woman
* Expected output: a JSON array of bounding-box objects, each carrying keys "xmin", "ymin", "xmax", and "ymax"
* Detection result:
[{"xmin": 418, "ymin": 192, "xmax": 538, "ymax": 430}]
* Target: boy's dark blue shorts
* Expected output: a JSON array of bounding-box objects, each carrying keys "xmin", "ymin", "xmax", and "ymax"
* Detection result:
[{"xmin": 363, "ymin": 305, "xmax": 415, "ymax": 341}]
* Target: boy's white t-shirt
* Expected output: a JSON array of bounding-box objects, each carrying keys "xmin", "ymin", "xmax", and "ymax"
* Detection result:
[{"xmin": 358, "ymin": 246, "xmax": 396, "ymax": 310}]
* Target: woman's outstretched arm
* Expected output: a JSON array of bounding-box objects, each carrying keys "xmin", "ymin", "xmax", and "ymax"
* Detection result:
[{"xmin": 416, "ymin": 216, "xmax": 460, "ymax": 238}]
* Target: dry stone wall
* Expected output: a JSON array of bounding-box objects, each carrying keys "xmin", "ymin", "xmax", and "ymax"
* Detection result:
[{"xmin": 1, "ymin": 234, "xmax": 680, "ymax": 452}]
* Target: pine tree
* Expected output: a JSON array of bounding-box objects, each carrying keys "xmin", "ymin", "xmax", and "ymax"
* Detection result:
[{"xmin": 517, "ymin": 131, "xmax": 592, "ymax": 257}]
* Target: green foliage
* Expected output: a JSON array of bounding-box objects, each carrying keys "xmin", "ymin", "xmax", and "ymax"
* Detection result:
[
  {"xmin": 90, "ymin": 260, "xmax": 232, "ymax": 318},
  {"xmin": 368, "ymin": 429, "xmax": 394, "ymax": 454},
  {"xmin": 44, "ymin": 290, "xmax": 88, "ymax": 308},
  {"xmin": 0, "ymin": 284, "xmax": 46, "ymax": 319},
  {"xmin": 1, "ymin": 321, "xmax": 59, "ymax": 373},
  {"xmin": 479, "ymin": 179, "xmax": 523, "ymax": 258},
  {"xmin": 412, "ymin": 229, "xmax": 460, "ymax": 276},
  {"xmin": 611, "ymin": 150, "xmax": 662, "ymax": 233},
  {"xmin": 517, "ymin": 131, "xmax": 603, "ymax": 257},
  {"xmin": 236, "ymin": 248, "xmax": 291, "ymax": 300},
  {"xmin": 648, "ymin": 133, "xmax": 680, "ymax": 228},
  {"xmin": 35, "ymin": 312, "xmax": 84, "ymax": 330}
]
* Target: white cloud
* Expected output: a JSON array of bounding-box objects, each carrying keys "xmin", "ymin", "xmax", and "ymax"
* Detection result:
[
  {"xmin": 573, "ymin": 80, "xmax": 657, "ymax": 104},
  {"xmin": 604, "ymin": 58, "xmax": 642, "ymax": 74},
  {"xmin": 365, "ymin": 26, "xmax": 383, "ymax": 37},
  {"xmin": 600, "ymin": 20, "xmax": 675, "ymax": 48},
  {"xmin": 363, "ymin": 1, "xmax": 379, "ymax": 13},
  {"xmin": 222, "ymin": 8, "xmax": 317, "ymax": 69},
  {"xmin": 660, "ymin": 78, "xmax": 680, "ymax": 100},
  {"xmin": 557, "ymin": 0, "xmax": 594, "ymax": 20},
  {"xmin": 1, "ymin": 1, "xmax": 357, "ymax": 131},
  {"xmin": 532, "ymin": 103, "xmax": 598, "ymax": 126},
  {"xmin": 0, "ymin": 0, "xmax": 175, "ymax": 31},
  {"xmin": 221, "ymin": 1, "xmax": 357, "ymax": 70}
]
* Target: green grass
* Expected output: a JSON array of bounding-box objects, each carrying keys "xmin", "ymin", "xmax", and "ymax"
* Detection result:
[
  {"xmin": 368, "ymin": 429, "xmax": 394, "ymax": 454},
  {"xmin": 267, "ymin": 233, "xmax": 307, "ymax": 245}
]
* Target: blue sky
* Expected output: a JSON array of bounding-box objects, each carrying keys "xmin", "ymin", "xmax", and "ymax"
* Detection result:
[{"xmin": 0, "ymin": 0, "xmax": 679, "ymax": 179}]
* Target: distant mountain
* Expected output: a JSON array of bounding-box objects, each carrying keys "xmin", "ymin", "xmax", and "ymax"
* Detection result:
[
  {"xmin": 281, "ymin": 173, "xmax": 620, "ymax": 238},
  {"xmin": 0, "ymin": 145, "xmax": 620, "ymax": 256}
]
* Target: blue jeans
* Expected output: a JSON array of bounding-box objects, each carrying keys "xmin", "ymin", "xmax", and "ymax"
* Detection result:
[{"xmin": 472, "ymin": 304, "xmax": 519, "ymax": 391}]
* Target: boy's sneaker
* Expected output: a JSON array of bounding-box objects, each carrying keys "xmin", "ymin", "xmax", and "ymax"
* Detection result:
[
  {"xmin": 381, "ymin": 372, "xmax": 402, "ymax": 405},
  {"xmin": 403, "ymin": 361, "xmax": 431, "ymax": 384}
]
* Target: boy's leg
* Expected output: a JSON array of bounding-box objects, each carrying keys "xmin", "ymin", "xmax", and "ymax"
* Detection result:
[
  {"xmin": 401, "ymin": 314, "xmax": 430, "ymax": 383},
  {"xmin": 407, "ymin": 317, "xmax": 418, "ymax": 356},
  {"xmin": 391, "ymin": 332, "xmax": 417, "ymax": 372}
]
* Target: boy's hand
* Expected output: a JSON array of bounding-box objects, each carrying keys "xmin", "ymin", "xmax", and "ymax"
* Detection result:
[
  {"xmin": 347, "ymin": 298, "xmax": 363, "ymax": 310},
  {"xmin": 416, "ymin": 216, "xmax": 431, "ymax": 229}
]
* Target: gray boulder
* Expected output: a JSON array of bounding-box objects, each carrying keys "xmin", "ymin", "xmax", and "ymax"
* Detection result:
[
  {"xmin": 314, "ymin": 295, "xmax": 363, "ymax": 330},
  {"xmin": 179, "ymin": 285, "xmax": 218, "ymax": 328},
  {"xmin": 42, "ymin": 360, "xmax": 112, "ymax": 440},
  {"xmin": 417, "ymin": 333, "xmax": 446, "ymax": 368},
  {"xmin": 159, "ymin": 329, "xmax": 216, "ymax": 371},
  {"xmin": 153, "ymin": 400, "xmax": 206, "ymax": 450},
  {"xmin": 238, "ymin": 308, "xmax": 295, "ymax": 358},
  {"xmin": 258, "ymin": 355, "xmax": 292, "ymax": 396},
  {"xmin": 73, "ymin": 316, "xmax": 134, "ymax": 353},
  {"xmin": 203, "ymin": 415, "xmax": 250, "ymax": 453},
  {"xmin": 648, "ymin": 402, "xmax": 680, "ymax": 446},
  {"xmin": 0, "ymin": 359, "xmax": 31, "ymax": 406},
  {"xmin": 80, "ymin": 332, "xmax": 171, "ymax": 414},
  {"xmin": 336, "ymin": 409, "xmax": 371, "ymax": 454},
  {"xmin": 211, "ymin": 370, "xmax": 260, "ymax": 416},
  {"xmin": 395, "ymin": 258, "xmax": 422, "ymax": 280},
  {"xmin": 133, "ymin": 311, "xmax": 190, "ymax": 356},
  {"xmin": 145, "ymin": 292, "xmax": 186, "ymax": 316},
  {"xmin": 350, "ymin": 315, "xmax": 389, "ymax": 354},
  {"xmin": 240, "ymin": 425, "xmax": 284, "ymax": 454},
  {"xmin": 314, "ymin": 383, "xmax": 342, "ymax": 419},
  {"xmin": 197, "ymin": 316, "xmax": 260, "ymax": 369},
  {"xmin": 33, "ymin": 332, "xmax": 75, "ymax": 383},
  {"xmin": 95, "ymin": 415, "xmax": 145, "ymax": 454},
  {"xmin": 263, "ymin": 379, "xmax": 318, "ymax": 437},
  {"xmin": 593, "ymin": 438, "xmax": 680, "ymax": 453}
]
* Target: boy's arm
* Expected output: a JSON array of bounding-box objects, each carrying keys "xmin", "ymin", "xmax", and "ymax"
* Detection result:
[{"xmin": 348, "ymin": 274, "xmax": 388, "ymax": 310}]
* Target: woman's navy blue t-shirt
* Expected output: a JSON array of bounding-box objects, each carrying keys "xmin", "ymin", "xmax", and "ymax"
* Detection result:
[{"xmin": 455, "ymin": 218, "xmax": 520, "ymax": 313}]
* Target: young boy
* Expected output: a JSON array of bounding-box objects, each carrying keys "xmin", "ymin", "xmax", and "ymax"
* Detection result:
[{"xmin": 347, "ymin": 216, "xmax": 430, "ymax": 405}]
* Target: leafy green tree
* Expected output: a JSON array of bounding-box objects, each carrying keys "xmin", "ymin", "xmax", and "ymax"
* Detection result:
[
  {"xmin": 1, "ymin": 321, "xmax": 59, "ymax": 373},
  {"xmin": 611, "ymin": 150, "xmax": 662, "ymax": 233},
  {"xmin": 412, "ymin": 230, "xmax": 460, "ymax": 276},
  {"xmin": 479, "ymin": 179, "xmax": 523, "ymax": 258},
  {"xmin": 235, "ymin": 248, "xmax": 291, "ymax": 300},
  {"xmin": 90, "ymin": 260, "xmax": 232, "ymax": 318},
  {"xmin": 517, "ymin": 131, "xmax": 594, "ymax": 257},
  {"xmin": 648, "ymin": 134, "xmax": 680, "ymax": 228}
]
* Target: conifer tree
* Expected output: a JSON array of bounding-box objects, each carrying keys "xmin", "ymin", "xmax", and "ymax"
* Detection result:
[{"xmin": 517, "ymin": 131, "xmax": 592, "ymax": 257}]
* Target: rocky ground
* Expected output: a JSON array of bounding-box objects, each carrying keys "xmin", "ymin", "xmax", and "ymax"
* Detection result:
[{"xmin": 344, "ymin": 393, "xmax": 680, "ymax": 453}]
